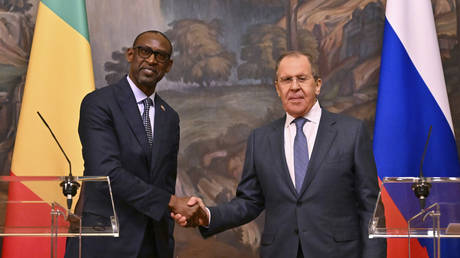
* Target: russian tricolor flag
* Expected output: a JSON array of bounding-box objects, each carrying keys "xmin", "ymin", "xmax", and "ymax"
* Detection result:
[{"xmin": 374, "ymin": 0, "xmax": 460, "ymax": 257}]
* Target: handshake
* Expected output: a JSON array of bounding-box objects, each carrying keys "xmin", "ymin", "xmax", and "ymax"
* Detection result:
[{"xmin": 168, "ymin": 196, "xmax": 209, "ymax": 227}]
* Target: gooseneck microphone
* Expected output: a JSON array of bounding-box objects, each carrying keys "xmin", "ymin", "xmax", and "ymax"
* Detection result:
[
  {"xmin": 411, "ymin": 125, "xmax": 432, "ymax": 209},
  {"xmin": 37, "ymin": 112, "xmax": 80, "ymax": 210}
]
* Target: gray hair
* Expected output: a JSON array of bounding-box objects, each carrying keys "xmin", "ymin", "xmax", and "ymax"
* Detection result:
[{"xmin": 274, "ymin": 51, "xmax": 319, "ymax": 81}]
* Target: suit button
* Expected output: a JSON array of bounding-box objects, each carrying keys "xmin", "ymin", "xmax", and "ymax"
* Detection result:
[
  {"xmin": 296, "ymin": 201, "xmax": 301, "ymax": 206},
  {"xmin": 294, "ymin": 229, "xmax": 299, "ymax": 234}
]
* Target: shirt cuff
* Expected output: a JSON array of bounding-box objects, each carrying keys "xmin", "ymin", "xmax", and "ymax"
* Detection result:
[{"xmin": 204, "ymin": 207, "xmax": 211, "ymax": 228}]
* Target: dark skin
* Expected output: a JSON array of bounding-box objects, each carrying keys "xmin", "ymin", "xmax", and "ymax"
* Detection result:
[
  {"xmin": 126, "ymin": 32, "xmax": 204, "ymax": 223},
  {"xmin": 126, "ymin": 32, "xmax": 173, "ymax": 96},
  {"xmin": 168, "ymin": 196, "xmax": 208, "ymax": 227}
]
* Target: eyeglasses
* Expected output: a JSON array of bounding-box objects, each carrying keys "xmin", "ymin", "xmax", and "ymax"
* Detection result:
[
  {"xmin": 276, "ymin": 75, "xmax": 315, "ymax": 87},
  {"xmin": 133, "ymin": 46, "xmax": 170, "ymax": 63}
]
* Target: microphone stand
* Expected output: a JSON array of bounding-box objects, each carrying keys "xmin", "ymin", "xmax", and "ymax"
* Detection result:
[
  {"xmin": 411, "ymin": 125, "xmax": 432, "ymax": 210},
  {"xmin": 37, "ymin": 112, "xmax": 80, "ymax": 211},
  {"xmin": 408, "ymin": 126, "xmax": 442, "ymax": 258}
]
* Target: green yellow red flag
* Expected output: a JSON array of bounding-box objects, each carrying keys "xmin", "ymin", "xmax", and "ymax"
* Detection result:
[{"xmin": 2, "ymin": 0, "xmax": 94, "ymax": 256}]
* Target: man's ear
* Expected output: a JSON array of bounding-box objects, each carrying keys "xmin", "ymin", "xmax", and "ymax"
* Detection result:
[
  {"xmin": 315, "ymin": 78, "xmax": 322, "ymax": 95},
  {"xmin": 126, "ymin": 48, "xmax": 134, "ymax": 63},
  {"xmin": 165, "ymin": 59, "xmax": 173, "ymax": 73},
  {"xmin": 274, "ymin": 81, "xmax": 281, "ymax": 97}
]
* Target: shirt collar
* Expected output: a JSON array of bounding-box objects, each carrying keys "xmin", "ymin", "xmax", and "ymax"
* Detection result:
[
  {"xmin": 284, "ymin": 100, "xmax": 322, "ymax": 128},
  {"xmin": 126, "ymin": 75, "xmax": 155, "ymax": 105}
]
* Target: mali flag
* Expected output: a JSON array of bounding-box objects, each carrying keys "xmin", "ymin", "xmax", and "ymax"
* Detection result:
[
  {"xmin": 374, "ymin": 0, "xmax": 460, "ymax": 257},
  {"xmin": 2, "ymin": 0, "xmax": 94, "ymax": 257}
]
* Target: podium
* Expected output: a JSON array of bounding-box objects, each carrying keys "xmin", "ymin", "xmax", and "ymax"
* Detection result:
[
  {"xmin": 369, "ymin": 177, "xmax": 460, "ymax": 258},
  {"xmin": 0, "ymin": 176, "xmax": 119, "ymax": 258}
]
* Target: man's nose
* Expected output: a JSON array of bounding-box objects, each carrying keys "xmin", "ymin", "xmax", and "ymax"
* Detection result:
[
  {"xmin": 145, "ymin": 53, "xmax": 157, "ymax": 64},
  {"xmin": 290, "ymin": 78, "xmax": 301, "ymax": 89}
]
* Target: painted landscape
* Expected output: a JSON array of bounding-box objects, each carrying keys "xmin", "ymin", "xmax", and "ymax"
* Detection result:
[{"xmin": 0, "ymin": 0, "xmax": 459, "ymax": 256}]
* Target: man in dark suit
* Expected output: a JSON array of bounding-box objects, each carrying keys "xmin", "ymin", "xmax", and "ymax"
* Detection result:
[
  {"xmin": 65, "ymin": 30, "xmax": 202, "ymax": 258},
  {"xmin": 173, "ymin": 51, "xmax": 386, "ymax": 258}
]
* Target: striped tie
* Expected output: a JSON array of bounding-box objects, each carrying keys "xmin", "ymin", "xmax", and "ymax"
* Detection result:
[
  {"xmin": 293, "ymin": 117, "xmax": 309, "ymax": 193},
  {"xmin": 142, "ymin": 98, "xmax": 153, "ymax": 147}
]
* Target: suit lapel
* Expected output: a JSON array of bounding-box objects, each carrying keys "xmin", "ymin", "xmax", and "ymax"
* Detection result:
[
  {"xmin": 268, "ymin": 117, "xmax": 298, "ymax": 197},
  {"xmin": 299, "ymin": 109, "xmax": 337, "ymax": 196},
  {"xmin": 150, "ymin": 95, "xmax": 168, "ymax": 172},
  {"xmin": 115, "ymin": 78, "xmax": 150, "ymax": 157}
]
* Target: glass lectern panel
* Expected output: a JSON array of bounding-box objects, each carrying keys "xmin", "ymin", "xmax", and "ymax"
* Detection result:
[
  {"xmin": 0, "ymin": 176, "xmax": 119, "ymax": 237},
  {"xmin": 369, "ymin": 177, "xmax": 460, "ymax": 238}
]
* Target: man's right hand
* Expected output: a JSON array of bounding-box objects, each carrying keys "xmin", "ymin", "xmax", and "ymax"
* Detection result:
[{"xmin": 170, "ymin": 196, "xmax": 209, "ymax": 227}]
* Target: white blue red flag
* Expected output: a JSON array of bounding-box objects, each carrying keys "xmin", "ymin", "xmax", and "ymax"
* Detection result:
[{"xmin": 374, "ymin": 0, "xmax": 460, "ymax": 257}]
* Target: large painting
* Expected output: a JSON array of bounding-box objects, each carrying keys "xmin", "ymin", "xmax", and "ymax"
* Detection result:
[{"xmin": 0, "ymin": 0, "xmax": 459, "ymax": 256}]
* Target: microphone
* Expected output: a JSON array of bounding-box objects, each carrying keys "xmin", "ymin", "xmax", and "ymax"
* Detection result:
[
  {"xmin": 37, "ymin": 112, "xmax": 80, "ymax": 210},
  {"xmin": 411, "ymin": 125, "xmax": 432, "ymax": 209}
]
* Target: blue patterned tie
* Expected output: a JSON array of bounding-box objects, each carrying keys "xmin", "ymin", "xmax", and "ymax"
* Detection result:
[
  {"xmin": 142, "ymin": 98, "xmax": 153, "ymax": 147},
  {"xmin": 293, "ymin": 117, "xmax": 309, "ymax": 193}
]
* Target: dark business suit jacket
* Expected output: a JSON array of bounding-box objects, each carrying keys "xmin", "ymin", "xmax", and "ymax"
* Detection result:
[
  {"xmin": 65, "ymin": 77, "xmax": 179, "ymax": 258},
  {"xmin": 200, "ymin": 109, "xmax": 386, "ymax": 258}
]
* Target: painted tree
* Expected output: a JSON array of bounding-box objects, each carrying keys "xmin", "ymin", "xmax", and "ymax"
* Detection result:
[
  {"xmin": 457, "ymin": 0, "xmax": 460, "ymax": 39},
  {"xmin": 238, "ymin": 24, "xmax": 287, "ymax": 84},
  {"xmin": 165, "ymin": 19, "xmax": 236, "ymax": 87},
  {"xmin": 286, "ymin": 0, "xmax": 301, "ymax": 50},
  {"xmin": 238, "ymin": 24, "xmax": 317, "ymax": 84},
  {"xmin": 244, "ymin": 0, "xmax": 303, "ymax": 50},
  {"xmin": 104, "ymin": 47, "xmax": 129, "ymax": 85},
  {"xmin": 456, "ymin": 0, "xmax": 460, "ymax": 72},
  {"xmin": 297, "ymin": 29, "xmax": 319, "ymax": 63},
  {"xmin": 0, "ymin": 0, "xmax": 34, "ymax": 172}
]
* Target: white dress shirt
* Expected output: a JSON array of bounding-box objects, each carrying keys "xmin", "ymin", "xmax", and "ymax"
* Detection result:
[
  {"xmin": 127, "ymin": 75, "xmax": 155, "ymax": 140},
  {"xmin": 283, "ymin": 100, "xmax": 322, "ymax": 188},
  {"xmin": 205, "ymin": 100, "xmax": 322, "ymax": 226}
]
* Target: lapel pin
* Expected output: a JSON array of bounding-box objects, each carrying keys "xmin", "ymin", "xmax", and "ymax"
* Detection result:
[{"xmin": 160, "ymin": 105, "xmax": 166, "ymax": 111}]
